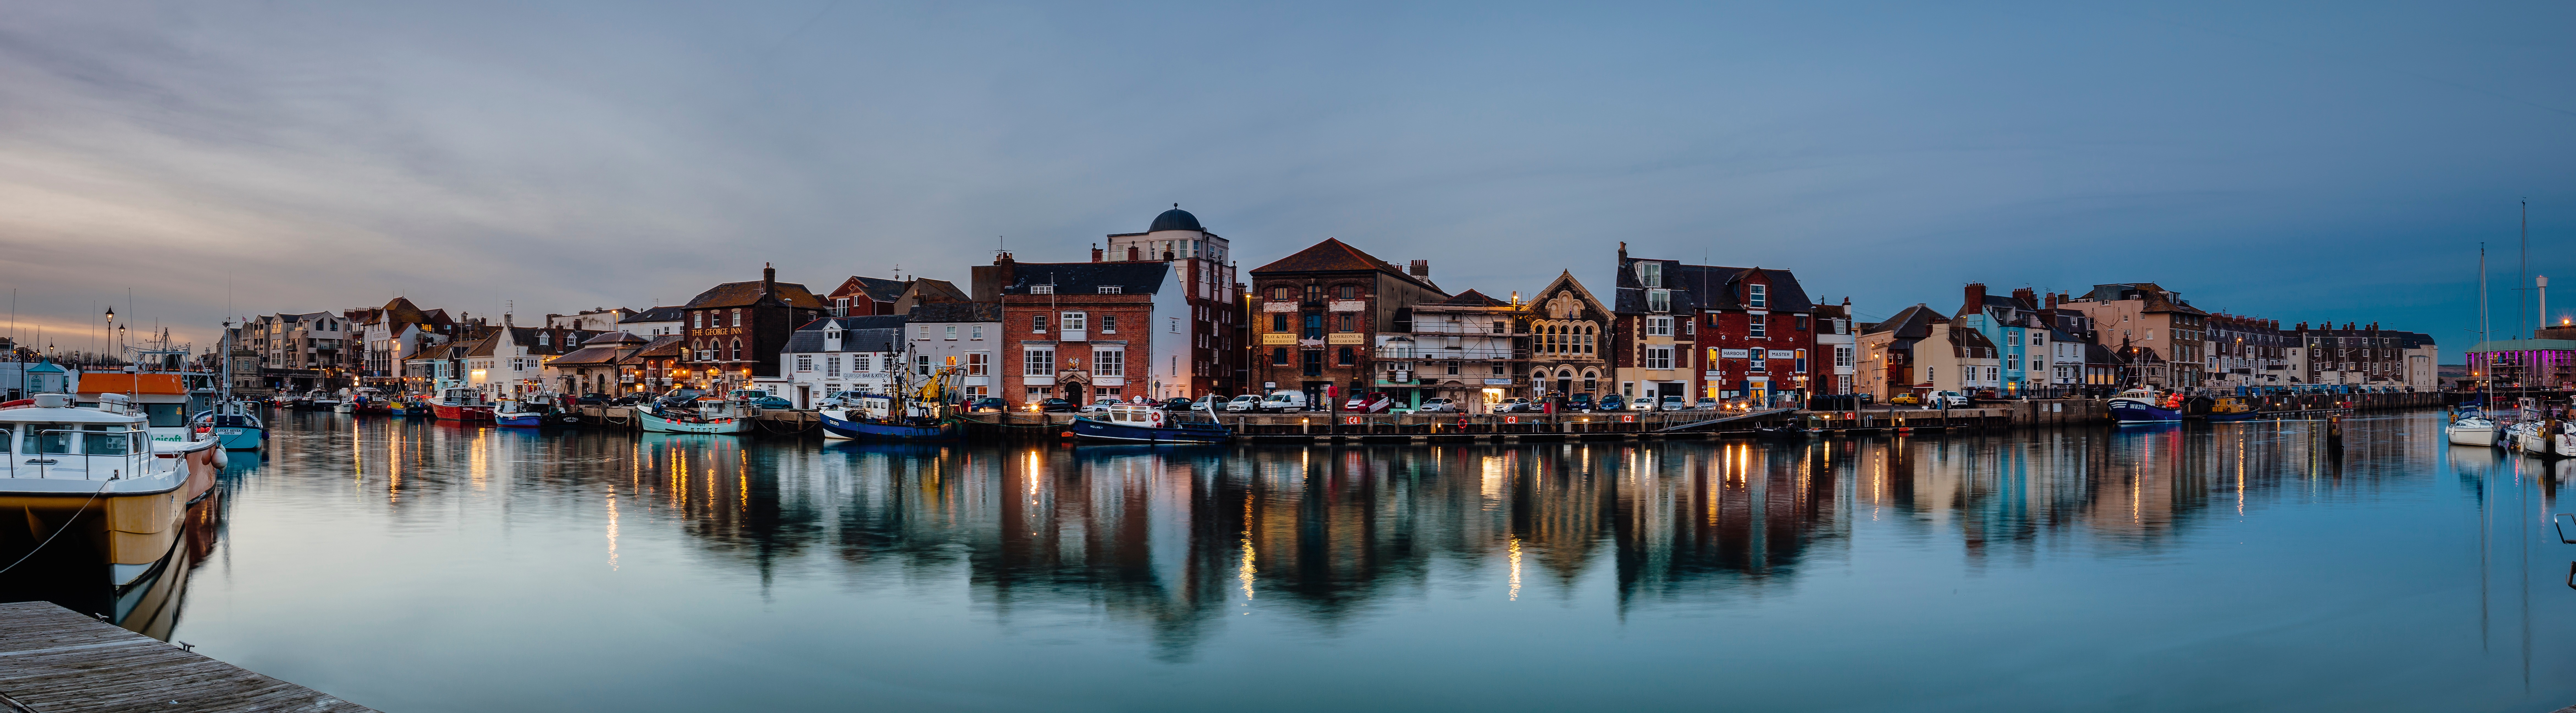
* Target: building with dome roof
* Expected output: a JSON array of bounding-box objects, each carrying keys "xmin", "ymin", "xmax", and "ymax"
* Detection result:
[{"xmin": 1091, "ymin": 205, "xmax": 1246, "ymax": 397}]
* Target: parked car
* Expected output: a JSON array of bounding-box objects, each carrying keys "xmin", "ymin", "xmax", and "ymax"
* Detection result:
[
  {"xmin": 1566, "ymin": 393, "xmax": 1596, "ymax": 412},
  {"xmin": 1416, "ymin": 397, "xmax": 1461, "ymax": 413},
  {"xmin": 610, "ymin": 393, "xmax": 648, "ymax": 406},
  {"xmin": 1161, "ymin": 397, "xmax": 1196, "ymax": 411},
  {"xmin": 655, "ymin": 388, "xmax": 706, "ymax": 409},
  {"xmin": 1628, "ymin": 395, "xmax": 1659, "ymax": 411},
  {"xmin": 1598, "ymin": 394, "xmax": 1625, "ymax": 412},
  {"xmin": 1658, "ymin": 395, "xmax": 1686, "ymax": 411},
  {"xmin": 1224, "ymin": 394, "xmax": 1264, "ymax": 412},
  {"xmin": 1192, "ymin": 395, "xmax": 1228, "ymax": 413},
  {"xmin": 1923, "ymin": 391, "xmax": 1970, "ymax": 409},
  {"xmin": 1492, "ymin": 397, "xmax": 1534, "ymax": 413},
  {"xmin": 1344, "ymin": 392, "xmax": 1394, "ymax": 413},
  {"xmin": 726, "ymin": 389, "xmax": 768, "ymax": 402},
  {"xmin": 1078, "ymin": 397, "xmax": 1122, "ymax": 413},
  {"xmin": 1037, "ymin": 398, "xmax": 1078, "ymax": 413},
  {"xmin": 1694, "ymin": 398, "xmax": 1719, "ymax": 411},
  {"xmin": 967, "ymin": 397, "xmax": 1009, "ymax": 413},
  {"xmin": 573, "ymin": 392, "xmax": 614, "ymax": 406},
  {"xmin": 1258, "ymin": 390, "xmax": 1311, "ymax": 413},
  {"xmin": 748, "ymin": 395, "xmax": 793, "ymax": 410},
  {"xmin": 1888, "ymin": 393, "xmax": 1921, "ymax": 405}
]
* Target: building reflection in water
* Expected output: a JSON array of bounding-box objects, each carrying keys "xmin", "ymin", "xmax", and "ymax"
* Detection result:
[{"xmin": 116, "ymin": 412, "xmax": 2534, "ymax": 664}]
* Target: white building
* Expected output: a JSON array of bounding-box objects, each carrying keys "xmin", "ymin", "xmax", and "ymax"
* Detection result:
[
  {"xmin": 778, "ymin": 318, "xmax": 906, "ymax": 408},
  {"xmin": 464, "ymin": 321, "xmax": 597, "ymax": 398},
  {"xmin": 618, "ymin": 306, "xmax": 687, "ymax": 337},
  {"xmin": 1815, "ymin": 299, "xmax": 1857, "ymax": 394},
  {"xmin": 548, "ymin": 308, "xmax": 635, "ymax": 332},
  {"xmin": 902, "ymin": 302, "xmax": 1003, "ymax": 400}
]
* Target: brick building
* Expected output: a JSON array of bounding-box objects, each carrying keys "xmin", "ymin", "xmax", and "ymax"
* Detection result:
[
  {"xmin": 1614, "ymin": 244, "xmax": 1823, "ymax": 407},
  {"xmin": 987, "ymin": 256, "xmax": 1172, "ymax": 405},
  {"xmin": 2062, "ymin": 283, "xmax": 2209, "ymax": 388},
  {"xmin": 1402, "ymin": 289, "xmax": 1528, "ymax": 411},
  {"xmin": 1248, "ymin": 238, "xmax": 1447, "ymax": 407},
  {"xmin": 1095, "ymin": 206, "xmax": 1246, "ymax": 397},
  {"xmin": 677, "ymin": 265, "xmax": 831, "ymax": 392},
  {"xmin": 1526, "ymin": 272, "xmax": 1614, "ymax": 402}
]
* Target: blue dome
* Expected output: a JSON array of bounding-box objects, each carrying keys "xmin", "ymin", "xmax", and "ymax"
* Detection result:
[{"xmin": 1148, "ymin": 207, "xmax": 1202, "ymax": 233}]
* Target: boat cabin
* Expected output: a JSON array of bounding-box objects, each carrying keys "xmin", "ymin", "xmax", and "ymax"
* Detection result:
[
  {"xmin": 440, "ymin": 387, "xmax": 488, "ymax": 406},
  {"xmin": 0, "ymin": 393, "xmax": 161, "ymax": 483},
  {"xmin": 75, "ymin": 373, "xmax": 205, "ymax": 446}
]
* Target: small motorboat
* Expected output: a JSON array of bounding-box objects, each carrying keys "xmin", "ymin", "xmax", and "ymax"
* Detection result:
[
  {"xmin": 189, "ymin": 400, "xmax": 267, "ymax": 451},
  {"xmin": 2204, "ymin": 397, "xmax": 2265, "ymax": 422},
  {"xmin": 638, "ymin": 397, "xmax": 752, "ymax": 434},
  {"xmin": 1070, "ymin": 404, "xmax": 1230, "ymax": 444},
  {"xmin": 495, "ymin": 399, "xmax": 546, "ymax": 428},
  {"xmin": 430, "ymin": 387, "xmax": 496, "ymax": 421}
]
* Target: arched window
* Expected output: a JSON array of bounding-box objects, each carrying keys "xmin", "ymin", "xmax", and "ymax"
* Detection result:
[
  {"xmin": 729, "ymin": 339, "xmax": 742, "ymax": 361},
  {"xmin": 1336, "ymin": 284, "xmax": 1358, "ymax": 299},
  {"xmin": 1271, "ymin": 286, "xmax": 1292, "ymax": 301}
]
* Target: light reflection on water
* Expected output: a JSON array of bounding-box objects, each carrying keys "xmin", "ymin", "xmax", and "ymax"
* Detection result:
[{"xmin": 138, "ymin": 412, "xmax": 2576, "ymax": 712}]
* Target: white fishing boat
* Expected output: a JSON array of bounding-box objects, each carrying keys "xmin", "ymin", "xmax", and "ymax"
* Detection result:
[
  {"xmin": 637, "ymin": 397, "xmax": 753, "ymax": 435},
  {"xmin": 0, "ymin": 393, "xmax": 222, "ymax": 590}
]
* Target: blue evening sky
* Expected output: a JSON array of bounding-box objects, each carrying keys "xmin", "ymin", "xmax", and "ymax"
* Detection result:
[{"xmin": 2, "ymin": 2, "xmax": 2571, "ymax": 356}]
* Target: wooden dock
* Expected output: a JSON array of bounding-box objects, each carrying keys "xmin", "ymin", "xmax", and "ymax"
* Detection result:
[{"xmin": 0, "ymin": 601, "xmax": 374, "ymax": 712}]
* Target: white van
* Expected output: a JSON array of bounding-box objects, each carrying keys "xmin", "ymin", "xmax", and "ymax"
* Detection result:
[{"xmin": 1259, "ymin": 390, "xmax": 1311, "ymax": 413}]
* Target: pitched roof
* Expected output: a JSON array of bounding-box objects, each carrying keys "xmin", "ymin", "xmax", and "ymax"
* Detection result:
[
  {"xmin": 796, "ymin": 315, "xmax": 908, "ymax": 332},
  {"xmin": 1248, "ymin": 238, "xmax": 1443, "ymax": 292},
  {"xmin": 2079, "ymin": 283, "xmax": 2208, "ymax": 316},
  {"xmin": 905, "ymin": 278, "xmax": 969, "ymax": 304},
  {"xmin": 373, "ymin": 297, "xmax": 432, "ymax": 327},
  {"xmin": 621, "ymin": 306, "xmax": 686, "ymax": 324},
  {"xmin": 582, "ymin": 331, "xmax": 649, "ymax": 346},
  {"xmin": 621, "ymin": 335, "xmax": 688, "ymax": 363},
  {"xmin": 1431, "ymin": 289, "xmax": 1512, "ymax": 308},
  {"xmin": 548, "ymin": 344, "xmax": 631, "ymax": 367},
  {"xmin": 1864, "ymin": 304, "xmax": 1941, "ymax": 350},
  {"xmin": 997, "ymin": 261, "xmax": 1169, "ymax": 297},
  {"xmin": 906, "ymin": 301, "xmax": 1002, "ymax": 323},
  {"xmin": 684, "ymin": 279, "xmax": 829, "ymax": 310},
  {"xmin": 785, "ymin": 327, "xmax": 901, "ymax": 354},
  {"xmin": 833, "ymin": 276, "xmax": 911, "ymax": 303}
]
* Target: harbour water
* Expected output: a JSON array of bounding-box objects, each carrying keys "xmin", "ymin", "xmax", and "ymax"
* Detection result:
[{"xmin": 32, "ymin": 411, "xmax": 2576, "ymax": 711}]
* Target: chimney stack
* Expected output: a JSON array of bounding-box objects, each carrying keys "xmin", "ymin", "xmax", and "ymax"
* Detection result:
[
  {"xmin": 2011, "ymin": 287, "xmax": 2037, "ymax": 309},
  {"xmin": 1091, "ymin": 243, "xmax": 1103, "ymax": 262},
  {"xmin": 1409, "ymin": 259, "xmax": 1430, "ymax": 278},
  {"xmin": 1963, "ymin": 282, "xmax": 1987, "ymax": 313},
  {"xmin": 763, "ymin": 262, "xmax": 777, "ymax": 299}
]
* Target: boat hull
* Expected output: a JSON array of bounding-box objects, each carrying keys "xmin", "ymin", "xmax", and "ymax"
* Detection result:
[
  {"xmin": 431, "ymin": 403, "xmax": 495, "ymax": 421},
  {"xmin": 638, "ymin": 408, "xmax": 751, "ymax": 434},
  {"xmin": 1069, "ymin": 416, "xmax": 1230, "ymax": 444},
  {"xmin": 2446, "ymin": 425, "xmax": 2496, "ymax": 446},
  {"xmin": 496, "ymin": 413, "xmax": 545, "ymax": 428},
  {"xmin": 820, "ymin": 411, "xmax": 958, "ymax": 441},
  {"xmin": 210, "ymin": 426, "xmax": 264, "ymax": 450},
  {"xmin": 2108, "ymin": 399, "xmax": 2182, "ymax": 423}
]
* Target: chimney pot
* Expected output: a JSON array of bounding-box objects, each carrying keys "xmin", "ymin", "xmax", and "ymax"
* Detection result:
[{"xmin": 1409, "ymin": 259, "xmax": 1430, "ymax": 277}]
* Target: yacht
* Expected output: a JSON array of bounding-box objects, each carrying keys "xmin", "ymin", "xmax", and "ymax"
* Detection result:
[
  {"xmin": 0, "ymin": 393, "xmax": 222, "ymax": 590},
  {"xmin": 2446, "ymin": 411, "xmax": 2499, "ymax": 447}
]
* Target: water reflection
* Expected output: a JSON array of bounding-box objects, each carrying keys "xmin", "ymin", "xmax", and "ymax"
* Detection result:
[{"xmin": 118, "ymin": 411, "xmax": 2576, "ymax": 711}]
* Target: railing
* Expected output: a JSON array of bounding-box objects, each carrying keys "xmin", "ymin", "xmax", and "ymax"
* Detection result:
[
  {"xmin": 1410, "ymin": 323, "xmax": 1523, "ymax": 336},
  {"xmin": 1374, "ymin": 347, "xmax": 1527, "ymax": 360}
]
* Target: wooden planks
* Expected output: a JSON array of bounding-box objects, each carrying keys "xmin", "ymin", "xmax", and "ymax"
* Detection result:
[{"xmin": 0, "ymin": 601, "xmax": 375, "ymax": 712}]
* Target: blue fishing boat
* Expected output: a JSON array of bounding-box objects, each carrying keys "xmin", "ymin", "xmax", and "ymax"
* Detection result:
[
  {"xmin": 819, "ymin": 410, "xmax": 958, "ymax": 440},
  {"xmin": 2107, "ymin": 388, "xmax": 2182, "ymax": 424},
  {"xmin": 189, "ymin": 401, "xmax": 267, "ymax": 451},
  {"xmin": 1070, "ymin": 405, "xmax": 1231, "ymax": 444}
]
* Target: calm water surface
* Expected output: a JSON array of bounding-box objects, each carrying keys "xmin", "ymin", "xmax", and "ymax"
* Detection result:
[{"xmin": 140, "ymin": 412, "xmax": 2576, "ymax": 711}]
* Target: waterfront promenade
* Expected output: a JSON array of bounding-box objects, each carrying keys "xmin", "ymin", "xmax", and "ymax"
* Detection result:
[{"xmin": 0, "ymin": 602, "xmax": 374, "ymax": 712}]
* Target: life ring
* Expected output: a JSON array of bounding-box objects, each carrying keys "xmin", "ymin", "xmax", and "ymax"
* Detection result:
[{"xmin": 1149, "ymin": 410, "xmax": 1166, "ymax": 428}]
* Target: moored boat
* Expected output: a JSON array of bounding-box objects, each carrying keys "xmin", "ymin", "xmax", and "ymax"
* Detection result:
[
  {"xmin": 2447, "ymin": 411, "xmax": 2499, "ymax": 447},
  {"xmin": 637, "ymin": 397, "xmax": 752, "ymax": 434},
  {"xmin": 819, "ymin": 393, "xmax": 958, "ymax": 441},
  {"xmin": 2204, "ymin": 397, "xmax": 2264, "ymax": 422},
  {"xmin": 0, "ymin": 393, "xmax": 222, "ymax": 591},
  {"xmin": 495, "ymin": 399, "xmax": 546, "ymax": 428},
  {"xmin": 2108, "ymin": 388, "xmax": 2183, "ymax": 424},
  {"xmin": 1070, "ymin": 404, "xmax": 1230, "ymax": 444},
  {"xmin": 189, "ymin": 400, "xmax": 267, "ymax": 451},
  {"xmin": 430, "ymin": 387, "xmax": 496, "ymax": 421}
]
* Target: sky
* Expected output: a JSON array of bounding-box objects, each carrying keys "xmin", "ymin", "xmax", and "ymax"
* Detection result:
[{"xmin": 3, "ymin": 1, "xmax": 2572, "ymax": 358}]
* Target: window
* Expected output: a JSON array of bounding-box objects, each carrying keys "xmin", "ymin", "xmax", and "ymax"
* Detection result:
[
  {"xmin": 2031, "ymin": 359, "xmax": 2043, "ymax": 372},
  {"xmin": 1061, "ymin": 312, "xmax": 1086, "ymax": 331},
  {"xmin": 971, "ymin": 325, "xmax": 984, "ymax": 340},
  {"xmin": 731, "ymin": 309, "xmax": 742, "ymax": 327},
  {"xmin": 1271, "ymin": 286, "xmax": 1293, "ymax": 300},
  {"xmin": 1032, "ymin": 315, "xmax": 1048, "ymax": 333},
  {"xmin": 1170, "ymin": 317, "xmax": 1180, "ymax": 333},
  {"xmin": 967, "ymin": 352, "xmax": 988, "ymax": 375},
  {"xmin": 1339, "ymin": 314, "xmax": 1357, "ymax": 332},
  {"xmin": 1838, "ymin": 374, "xmax": 1852, "ymax": 392},
  {"xmin": 1100, "ymin": 316, "xmax": 1116, "ymax": 333},
  {"xmin": 1025, "ymin": 386, "xmax": 1052, "ymax": 402},
  {"xmin": 1336, "ymin": 347, "xmax": 1355, "ymax": 366},
  {"xmin": 1272, "ymin": 348, "xmax": 1290, "ymax": 365},
  {"xmin": 83, "ymin": 425, "xmax": 130, "ymax": 456},
  {"xmin": 834, "ymin": 298, "xmax": 850, "ymax": 316},
  {"xmin": 1446, "ymin": 361, "xmax": 1460, "ymax": 375},
  {"xmin": 1024, "ymin": 348, "xmax": 1055, "ymax": 376},
  {"xmin": 945, "ymin": 325, "xmax": 957, "ymax": 340},
  {"xmin": 1303, "ymin": 350, "xmax": 1324, "ymax": 376},
  {"xmin": 1647, "ymin": 289, "xmax": 1670, "ymax": 313},
  {"xmin": 1096, "ymin": 350, "xmax": 1124, "ymax": 376},
  {"xmin": 1097, "ymin": 285, "xmax": 1122, "ymax": 294},
  {"xmin": 852, "ymin": 354, "xmax": 871, "ymax": 372},
  {"xmin": 1337, "ymin": 285, "xmax": 1358, "ymax": 299},
  {"xmin": 796, "ymin": 355, "xmax": 815, "ymax": 372},
  {"xmin": 1749, "ymin": 356, "xmax": 1765, "ymax": 372},
  {"xmin": 1794, "ymin": 350, "xmax": 1807, "ymax": 373},
  {"xmin": 692, "ymin": 312, "xmax": 703, "ymax": 329},
  {"xmin": 2031, "ymin": 333, "xmax": 2045, "ymax": 346},
  {"xmin": 1305, "ymin": 284, "xmax": 1324, "ymax": 301},
  {"xmin": 1031, "ymin": 285, "xmax": 1053, "ymax": 295},
  {"xmin": 1749, "ymin": 314, "xmax": 1767, "ymax": 339},
  {"xmin": 824, "ymin": 355, "xmax": 842, "ymax": 377},
  {"xmin": 915, "ymin": 355, "xmax": 932, "ymax": 375},
  {"xmin": 1835, "ymin": 345, "xmax": 1853, "ymax": 367},
  {"xmin": 1646, "ymin": 316, "xmax": 1672, "ymax": 337},
  {"xmin": 1639, "ymin": 262, "xmax": 1663, "ymax": 288},
  {"xmin": 917, "ymin": 325, "xmax": 930, "ymax": 340},
  {"xmin": 1645, "ymin": 346, "xmax": 1673, "ymax": 370},
  {"xmin": 1272, "ymin": 314, "xmax": 1289, "ymax": 332},
  {"xmin": 729, "ymin": 339, "xmax": 742, "ymax": 361},
  {"xmin": 1303, "ymin": 314, "xmax": 1323, "ymax": 339}
]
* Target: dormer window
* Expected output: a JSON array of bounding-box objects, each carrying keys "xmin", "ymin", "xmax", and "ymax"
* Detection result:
[
  {"xmin": 1031, "ymin": 285, "xmax": 1054, "ymax": 295},
  {"xmin": 1646, "ymin": 289, "xmax": 1670, "ymax": 313},
  {"xmin": 1748, "ymin": 284, "xmax": 1768, "ymax": 308},
  {"xmin": 1097, "ymin": 285, "xmax": 1122, "ymax": 294},
  {"xmin": 1639, "ymin": 262, "xmax": 1663, "ymax": 288}
]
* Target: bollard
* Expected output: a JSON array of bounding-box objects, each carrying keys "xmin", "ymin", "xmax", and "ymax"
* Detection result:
[{"xmin": 2326, "ymin": 415, "xmax": 2343, "ymax": 443}]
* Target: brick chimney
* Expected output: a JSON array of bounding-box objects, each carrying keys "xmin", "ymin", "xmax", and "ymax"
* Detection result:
[
  {"xmin": 1090, "ymin": 243, "xmax": 1103, "ymax": 262},
  {"xmin": 1963, "ymin": 282, "xmax": 1987, "ymax": 314},
  {"xmin": 2011, "ymin": 287, "xmax": 2037, "ymax": 309},
  {"xmin": 1409, "ymin": 259, "xmax": 1430, "ymax": 278},
  {"xmin": 762, "ymin": 262, "xmax": 777, "ymax": 300}
]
